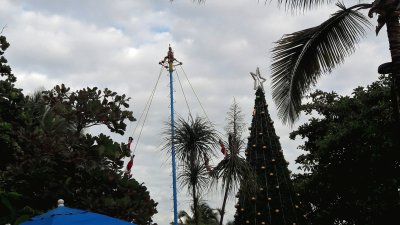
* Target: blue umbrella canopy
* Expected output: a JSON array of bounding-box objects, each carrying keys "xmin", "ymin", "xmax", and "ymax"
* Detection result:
[{"xmin": 21, "ymin": 200, "xmax": 136, "ymax": 225}]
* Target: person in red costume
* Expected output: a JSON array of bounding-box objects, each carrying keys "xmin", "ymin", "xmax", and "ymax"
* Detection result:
[
  {"xmin": 126, "ymin": 155, "xmax": 135, "ymax": 174},
  {"xmin": 219, "ymin": 139, "xmax": 227, "ymax": 156},
  {"xmin": 127, "ymin": 137, "xmax": 133, "ymax": 150},
  {"xmin": 126, "ymin": 137, "xmax": 135, "ymax": 174}
]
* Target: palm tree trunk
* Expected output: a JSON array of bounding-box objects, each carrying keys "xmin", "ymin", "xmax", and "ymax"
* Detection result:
[
  {"xmin": 386, "ymin": 14, "xmax": 400, "ymax": 123},
  {"xmin": 382, "ymin": 13, "xmax": 400, "ymax": 223},
  {"xmin": 219, "ymin": 181, "xmax": 230, "ymax": 225},
  {"xmin": 193, "ymin": 185, "xmax": 199, "ymax": 225}
]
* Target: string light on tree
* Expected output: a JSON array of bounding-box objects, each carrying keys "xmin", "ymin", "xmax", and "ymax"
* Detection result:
[{"xmin": 233, "ymin": 67, "xmax": 305, "ymax": 225}]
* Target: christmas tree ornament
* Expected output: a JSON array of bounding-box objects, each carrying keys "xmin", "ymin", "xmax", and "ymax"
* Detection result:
[{"xmin": 250, "ymin": 67, "xmax": 266, "ymax": 91}]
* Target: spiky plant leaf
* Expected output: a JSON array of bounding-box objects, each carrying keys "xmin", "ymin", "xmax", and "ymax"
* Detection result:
[
  {"xmin": 212, "ymin": 153, "xmax": 256, "ymax": 195},
  {"xmin": 178, "ymin": 161, "xmax": 210, "ymax": 195},
  {"xmin": 163, "ymin": 116, "xmax": 219, "ymax": 165},
  {"xmin": 170, "ymin": 0, "xmax": 205, "ymax": 3},
  {"xmin": 271, "ymin": 2, "xmax": 370, "ymax": 124},
  {"xmin": 275, "ymin": 0, "xmax": 335, "ymax": 11}
]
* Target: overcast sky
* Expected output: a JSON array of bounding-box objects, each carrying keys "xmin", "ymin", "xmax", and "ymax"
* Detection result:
[{"xmin": 0, "ymin": 0, "xmax": 390, "ymax": 224}]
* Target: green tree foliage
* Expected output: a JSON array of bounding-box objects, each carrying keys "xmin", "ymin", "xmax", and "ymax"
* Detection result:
[
  {"xmin": 0, "ymin": 36, "xmax": 157, "ymax": 225},
  {"xmin": 0, "ymin": 191, "xmax": 36, "ymax": 225},
  {"xmin": 291, "ymin": 76, "xmax": 400, "ymax": 224},
  {"xmin": 0, "ymin": 36, "xmax": 34, "ymax": 225},
  {"xmin": 175, "ymin": 202, "xmax": 219, "ymax": 225},
  {"xmin": 0, "ymin": 35, "xmax": 25, "ymax": 171},
  {"xmin": 42, "ymin": 84, "xmax": 134, "ymax": 135}
]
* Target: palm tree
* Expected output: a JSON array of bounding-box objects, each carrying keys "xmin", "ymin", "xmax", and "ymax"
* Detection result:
[
  {"xmin": 163, "ymin": 116, "xmax": 219, "ymax": 225},
  {"xmin": 178, "ymin": 210, "xmax": 191, "ymax": 225},
  {"xmin": 212, "ymin": 146, "xmax": 255, "ymax": 225},
  {"xmin": 196, "ymin": 202, "xmax": 219, "ymax": 225},
  {"xmin": 178, "ymin": 161, "xmax": 210, "ymax": 225},
  {"xmin": 270, "ymin": 0, "xmax": 400, "ymax": 124},
  {"xmin": 25, "ymin": 89, "xmax": 74, "ymax": 135},
  {"xmin": 211, "ymin": 100, "xmax": 256, "ymax": 225},
  {"xmin": 176, "ymin": 202, "xmax": 219, "ymax": 225}
]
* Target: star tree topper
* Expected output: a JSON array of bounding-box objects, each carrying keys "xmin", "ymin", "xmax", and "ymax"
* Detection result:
[{"xmin": 250, "ymin": 67, "xmax": 266, "ymax": 92}]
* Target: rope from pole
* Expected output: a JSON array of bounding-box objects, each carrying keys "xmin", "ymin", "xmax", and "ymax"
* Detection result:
[
  {"xmin": 178, "ymin": 65, "xmax": 210, "ymax": 122},
  {"xmin": 174, "ymin": 67, "xmax": 192, "ymax": 117},
  {"xmin": 130, "ymin": 65, "xmax": 164, "ymax": 154}
]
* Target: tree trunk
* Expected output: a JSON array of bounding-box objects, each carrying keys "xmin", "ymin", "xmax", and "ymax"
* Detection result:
[
  {"xmin": 386, "ymin": 14, "xmax": 400, "ymax": 123},
  {"xmin": 193, "ymin": 185, "xmax": 199, "ymax": 225},
  {"xmin": 219, "ymin": 181, "xmax": 230, "ymax": 225},
  {"xmin": 384, "ymin": 14, "xmax": 400, "ymax": 224}
]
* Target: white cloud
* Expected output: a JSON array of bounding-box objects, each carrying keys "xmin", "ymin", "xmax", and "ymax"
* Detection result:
[{"xmin": 1, "ymin": 0, "xmax": 390, "ymax": 224}]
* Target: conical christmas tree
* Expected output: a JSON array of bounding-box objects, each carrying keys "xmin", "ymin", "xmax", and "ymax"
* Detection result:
[{"xmin": 234, "ymin": 73, "xmax": 304, "ymax": 225}]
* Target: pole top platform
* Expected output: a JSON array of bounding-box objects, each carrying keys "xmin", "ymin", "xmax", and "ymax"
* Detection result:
[{"xmin": 159, "ymin": 45, "xmax": 182, "ymax": 72}]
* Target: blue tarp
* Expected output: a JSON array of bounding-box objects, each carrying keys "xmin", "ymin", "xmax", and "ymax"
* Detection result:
[{"xmin": 21, "ymin": 206, "xmax": 137, "ymax": 225}]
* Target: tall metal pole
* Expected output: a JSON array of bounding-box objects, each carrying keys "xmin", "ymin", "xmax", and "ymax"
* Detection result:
[
  {"xmin": 159, "ymin": 45, "xmax": 182, "ymax": 225},
  {"xmin": 169, "ymin": 68, "xmax": 178, "ymax": 225}
]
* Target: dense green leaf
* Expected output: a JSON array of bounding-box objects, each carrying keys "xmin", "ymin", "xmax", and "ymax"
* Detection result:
[
  {"xmin": 0, "ymin": 35, "xmax": 157, "ymax": 225},
  {"xmin": 291, "ymin": 76, "xmax": 400, "ymax": 224}
]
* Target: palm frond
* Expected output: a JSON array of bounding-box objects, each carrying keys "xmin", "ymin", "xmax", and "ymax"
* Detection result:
[
  {"xmin": 162, "ymin": 116, "xmax": 219, "ymax": 165},
  {"xmin": 178, "ymin": 161, "xmax": 210, "ymax": 195},
  {"xmin": 224, "ymin": 99, "xmax": 246, "ymax": 136},
  {"xmin": 271, "ymin": 2, "xmax": 370, "ymax": 124},
  {"xmin": 197, "ymin": 203, "xmax": 219, "ymax": 225},
  {"xmin": 181, "ymin": 202, "xmax": 219, "ymax": 225},
  {"xmin": 212, "ymin": 153, "xmax": 256, "ymax": 195},
  {"xmin": 170, "ymin": 0, "xmax": 205, "ymax": 3},
  {"xmin": 275, "ymin": 0, "xmax": 336, "ymax": 11}
]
